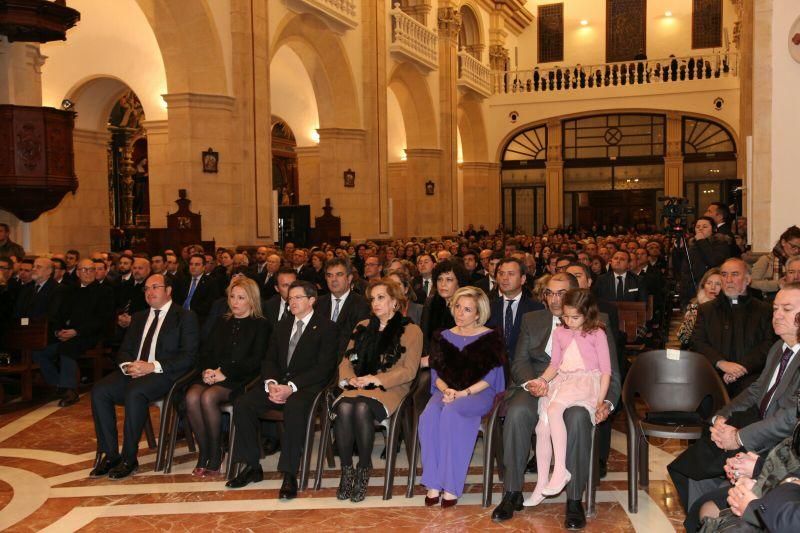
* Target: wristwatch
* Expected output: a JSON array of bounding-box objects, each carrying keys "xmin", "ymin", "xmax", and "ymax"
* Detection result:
[{"xmin": 782, "ymin": 476, "xmax": 800, "ymax": 485}]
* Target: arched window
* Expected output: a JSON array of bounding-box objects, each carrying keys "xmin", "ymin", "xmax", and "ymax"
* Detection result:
[
  {"xmin": 501, "ymin": 125, "xmax": 547, "ymax": 168},
  {"xmin": 682, "ymin": 117, "xmax": 738, "ymax": 214},
  {"xmin": 682, "ymin": 117, "xmax": 736, "ymax": 157},
  {"xmin": 501, "ymin": 124, "xmax": 547, "ymax": 233}
]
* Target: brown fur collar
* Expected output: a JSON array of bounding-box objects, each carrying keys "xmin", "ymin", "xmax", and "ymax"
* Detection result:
[{"xmin": 429, "ymin": 328, "xmax": 506, "ymax": 391}]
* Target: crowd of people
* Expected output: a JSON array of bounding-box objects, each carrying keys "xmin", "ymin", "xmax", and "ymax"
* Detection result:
[{"xmin": 1, "ymin": 200, "xmax": 800, "ymax": 530}]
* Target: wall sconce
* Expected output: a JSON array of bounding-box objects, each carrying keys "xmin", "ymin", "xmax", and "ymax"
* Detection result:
[
  {"xmin": 202, "ymin": 147, "xmax": 218, "ymax": 173},
  {"xmin": 580, "ymin": 20, "xmax": 589, "ymax": 26},
  {"xmin": 425, "ymin": 180, "xmax": 435, "ymax": 196},
  {"xmin": 343, "ymin": 168, "xmax": 355, "ymax": 188}
]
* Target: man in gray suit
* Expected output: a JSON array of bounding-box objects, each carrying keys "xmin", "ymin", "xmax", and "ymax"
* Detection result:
[
  {"xmin": 492, "ymin": 273, "xmax": 621, "ymax": 528},
  {"xmin": 669, "ymin": 283, "xmax": 800, "ymax": 526}
]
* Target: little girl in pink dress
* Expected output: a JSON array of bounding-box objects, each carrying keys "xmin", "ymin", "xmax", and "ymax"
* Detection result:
[{"xmin": 524, "ymin": 289, "xmax": 611, "ymax": 506}]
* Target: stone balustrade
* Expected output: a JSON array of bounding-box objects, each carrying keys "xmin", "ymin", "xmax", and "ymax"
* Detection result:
[
  {"xmin": 389, "ymin": 4, "xmax": 438, "ymax": 71},
  {"xmin": 457, "ymin": 49, "xmax": 492, "ymax": 98},
  {"xmin": 295, "ymin": 0, "xmax": 358, "ymax": 29}
]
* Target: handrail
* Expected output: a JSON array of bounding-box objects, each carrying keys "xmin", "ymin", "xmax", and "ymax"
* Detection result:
[
  {"xmin": 458, "ymin": 49, "xmax": 492, "ymax": 98},
  {"xmin": 389, "ymin": 3, "xmax": 438, "ymax": 71}
]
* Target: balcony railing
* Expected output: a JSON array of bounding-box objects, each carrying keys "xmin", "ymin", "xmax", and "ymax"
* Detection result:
[
  {"xmin": 457, "ymin": 49, "xmax": 492, "ymax": 98},
  {"xmin": 494, "ymin": 52, "xmax": 738, "ymax": 95},
  {"xmin": 390, "ymin": 4, "xmax": 438, "ymax": 71},
  {"xmin": 295, "ymin": 0, "xmax": 358, "ymax": 29}
]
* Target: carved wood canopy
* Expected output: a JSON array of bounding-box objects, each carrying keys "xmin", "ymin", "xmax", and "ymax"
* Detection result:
[
  {"xmin": 0, "ymin": 105, "xmax": 77, "ymax": 222},
  {"xmin": 0, "ymin": 0, "xmax": 80, "ymax": 43}
]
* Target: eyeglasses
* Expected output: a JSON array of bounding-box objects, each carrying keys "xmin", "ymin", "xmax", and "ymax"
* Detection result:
[
  {"xmin": 287, "ymin": 295, "xmax": 309, "ymax": 302},
  {"xmin": 543, "ymin": 289, "xmax": 567, "ymax": 299},
  {"xmin": 143, "ymin": 284, "xmax": 166, "ymax": 292},
  {"xmin": 77, "ymin": 267, "xmax": 96, "ymax": 273}
]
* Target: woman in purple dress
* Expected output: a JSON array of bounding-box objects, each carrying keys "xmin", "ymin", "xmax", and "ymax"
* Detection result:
[{"xmin": 418, "ymin": 286, "xmax": 505, "ymax": 507}]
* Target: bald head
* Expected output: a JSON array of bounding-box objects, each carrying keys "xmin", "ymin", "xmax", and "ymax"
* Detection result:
[
  {"xmin": 131, "ymin": 257, "xmax": 152, "ymax": 283},
  {"xmin": 32, "ymin": 257, "xmax": 53, "ymax": 284}
]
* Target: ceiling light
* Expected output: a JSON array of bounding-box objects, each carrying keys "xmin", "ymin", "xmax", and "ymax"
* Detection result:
[
  {"xmin": 580, "ymin": 20, "xmax": 588, "ymax": 26},
  {"xmin": 664, "ymin": 11, "xmax": 672, "ymax": 17}
]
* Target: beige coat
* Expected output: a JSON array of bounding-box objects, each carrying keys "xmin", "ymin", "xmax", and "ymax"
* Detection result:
[{"xmin": 337, "ymin": 319, "xmax": 422, "ymax": 415}]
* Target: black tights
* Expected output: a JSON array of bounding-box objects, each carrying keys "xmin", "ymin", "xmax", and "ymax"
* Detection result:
[
  {"xmin": 334, "ymin": 398, "xmax": 380, "ymax": 468},
  {"xmin": 185, "ymin": 383, "xmax": 232, "ymax": 469}
]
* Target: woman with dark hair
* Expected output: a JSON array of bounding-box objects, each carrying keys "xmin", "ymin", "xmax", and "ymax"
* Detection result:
[
  {"xmin": 309, "ymin": 250, "xmax": 328, "ymax": 295},
  {"xmin": 420, "ymin": 259, "xmax": 470, "ymax": 355},
  {"xmin": 185, "ymin": 277, "xmax": 271, "ymax": 476},
  {"xmin": 681, "ymin": 216, "xmax": 734, "ymax": 307},
  {"xmin": 386, "ymin": 268, "xmax": 423, "ymax": 325},
  {"xmin": 333, "ymin": 278, "xmax": 422, "ymax": 503},
  {"xmin": 751, "ymin": 225, "xmax": 800, "ymax": 296}
]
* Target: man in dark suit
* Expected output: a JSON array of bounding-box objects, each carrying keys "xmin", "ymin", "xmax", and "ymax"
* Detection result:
[
  {"xmin": 64, "ymin": 249, "xmax": 80, "ymax": 284},
  {"xmin": 173, "ymin": 253, "xmax": 220, "ymax": 325},
  {"xmin": 248, "ymin": 246, "xmax": 270, "ymax": 283},
  {"xmin": 486, "ymin": 258, "xmax": 543, "ymax": 361},
  {"xmin": 263, "ymin": 267, "xmax": 298, "ymax": 327},
  {"xmin": 115, "ymin": 257, "xmax": 151, "ymax": 331},
  {"xmin": 291, "ymin": 249, "xmax": 316, "ymax": 282},
  {"xmin": 412, "ymin": 253, "xmax": 436, "ymax": 303},
  {"xmin": 463, "ymin": 249, "xmax": 486, "ymax": 283},
  {"xmin": 476, "ymin": 251, "xmax": 502, "ymax": 300},
  {"xmin": 13, "ymin": 257, "xmax": 61, "ymax": 322},
  {"xmin": 593, "ymin": 251, "xmax": 648, "ymax": 302},
  {"xmin": 226, "ymin": 281, "xmax": 338, "ymax": 497},
  {"xmin": 705, "ymin": 201, "xmax": 741, "ymax": 257},
  {"xmin": 33, "ymin": 259, "xmax": 114, "ymax": 407},
  {"xmin": 670, "ymin": 284, "xmax": 800, "ymax": 527},
  {"xmin": 690, "ymin": 258, "xmax": 775, "ymax": 395},
  {"xmin": 492, "ymin": 273, "xmax": 621, "ymax": 529},
  {"xmin": 315, "ymin": 258, "xmax": 370, "ymax": 356},
  {"xmin": 256, "ymin": 253, "xmax": 282, "ymax": 301},
  {"xmin": 90, "ymin": 273, "xmax": 199, "ymax": 480}
]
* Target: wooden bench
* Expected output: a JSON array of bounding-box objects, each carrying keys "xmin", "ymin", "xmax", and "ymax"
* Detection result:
[
  {"xmin": 1, "ymin": 317, "xmax": 48, "ymax": 403},
  {"xmin": 615, "ymin": 300, "xmax": 651, "ymax": 353}
]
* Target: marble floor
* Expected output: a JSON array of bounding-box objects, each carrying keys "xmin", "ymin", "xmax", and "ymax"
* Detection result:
[{"xmin": 0, "ymin": 395, "xmax": 689, "ymax": 532}]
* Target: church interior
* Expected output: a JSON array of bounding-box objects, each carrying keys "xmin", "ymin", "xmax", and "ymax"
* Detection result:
[{"xmin": 1, "ymin": 0, "xmax": 799, "ymax": 531}]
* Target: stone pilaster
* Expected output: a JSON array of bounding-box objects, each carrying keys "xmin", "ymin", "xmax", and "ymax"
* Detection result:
[
  {"xmin": 404, "ymin": 148, "xmax": 443, "ymax": 237},
  {"xmin": 545, "ymin": 120, "xmax": 564, "ymax": 228},
  {"xmin": 438, "ymin": 5, "xmax": 462, "ymax": 235},
  {"xmin": 664, "ymin": 112, "xmax": 684, "ymax": 197},
  {"xmin": 461, "ymin": 162, "xmax": 501, "ymax": 229},
  {"xmin": 295, "ymin": 145, "xmax": 321, "ymax": 216},
  {"xmin": 750, "ymin": 0, "xmax": 772, "ymax": 251},
  {"xmin": 140, "ymin": 120, "xmax": 169, "ymax": 227}
]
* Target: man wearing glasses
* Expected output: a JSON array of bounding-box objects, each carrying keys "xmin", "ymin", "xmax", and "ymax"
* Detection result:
[
  {"xmin": 492, "ymin": 272, "xmax": 621, "ymax": 529},
  {"xmin": 90, "ymin": 273, "xmax": 198, "ymax": 479},
  {"xmin": 33, "ymin": 259, "xmax": 114, "ymax": 407}
]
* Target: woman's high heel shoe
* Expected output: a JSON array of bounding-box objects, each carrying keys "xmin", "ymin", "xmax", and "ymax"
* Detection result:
[
  {"xmin": 424, "ymin": 494, "xmax": 440, "ymax": 506},
  {"xmin": 337, "ymin": 466, "xmax": 356, "ymax": 500},
  {"xmin": 350, "ymin": 466, "xmax": 371, "ymax": 503},
  {"xmin": 441, "ymin": 497, "xmax": 458, "ymax": 508}
]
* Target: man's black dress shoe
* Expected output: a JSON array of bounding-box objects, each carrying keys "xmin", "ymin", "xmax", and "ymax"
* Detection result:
[
  {"xmin": 491, "ymin": 491, "xmax": 524, "ymax": 522},
  {"xmin": 108, "ymin": 459, "xmax": 138, "ymax": 480},
  {"xmin": 58, "ymin": 389, "xmax": 79, "ymax": 407},
  {"xmin": 279, "ymin": 473, "xmax": 298, "ymax": 499},
  {"xmin": 225, "ymin": 464, "xmax": 263, "ymax": 488},
  {"xmin": 89, "ymin": 454, "xmax": 121, "ymax": 478},
  {"xmin": 565, "ymin": 498, "xmax": 587, "ymax": 530},
  {"xmin": 525, "ymin": 455, "xmax": 537, "ymax": 473},
  {"xmin": 262, "ymin": 439, "xmax": 280, "ymax": 456}
]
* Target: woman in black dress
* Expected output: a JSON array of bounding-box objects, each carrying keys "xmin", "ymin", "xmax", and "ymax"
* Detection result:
[{"xmin": 185, "ymin": 276, "xmax": 271, "ymax": 476}]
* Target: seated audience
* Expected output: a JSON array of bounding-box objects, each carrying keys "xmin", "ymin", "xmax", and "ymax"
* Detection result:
[
  {"xmin": 185, "ymin": 276, "xmax": 271, "ymax": 477},
  {"xmin": 678, "ymin": 268, "xmax": 723, "ymax": 348},
  {"xmin": 783, "ymin": 255, "xmax": 800, "ymax": 286},
  {"xmin": 412, "ymin": 253, "xmax": 435, "ymax": 303},
  {"xmin": 419, "ymin": 287, "xmax": 504, "ymax": 507},
  {"xmin": 681, "ymin": 217, "xmax": 734, "ymax": 307},
  {"xmin": 13, "ymin": 257, "xmax": 60, "ymax": 321},
  {"xmin": 690, "ymin": 258, "xmax": 774, "ymax": 394},
  {"xmin": 33, "ymin": 259, "xmax": 114, "ymax": 406},
  {"xmin": 226, "ymin": 281, "xmax": 338, "ymax": 498},
  {"xmin": 751, "ymin": 226, "xmax": 800, "ymax": 298},
  {"xmin": 385, "ymin": 268, "xmax": 423, "ymax": 325},
  {"xmin": 90, "ymin": 273, "xmax": 198, "ymax": 479},
  {"xmin": 420, "ymin": 260, "xmax": 469, "ymax": 356},
  {"xmin": 263, "ymin": 266, "xmax": 297, "ymax": 327},
  {"xmin": 593, "ymin": 251, "xmax": 648, "ymax": 302},
  {"xmin": 0, "ymin": 223, "xmax": 25, "ymax": 259},
  {"xmin": 116, "ymin": 257, "xmax": 151, "ymax": 332},
  {"xmin": 315, "ymin": 258, "xmax": 370, "ymax": 355},
  {"xmin": 173, "ymin": 254, "xmax": 220, "ymax": 325},
  {"xmin": 669, "ymin": 283, "xmax": 800, "ymax": 526},
  {"xmin": 333, "ymin": 278, "xmax": 422, "ymax": 502}
]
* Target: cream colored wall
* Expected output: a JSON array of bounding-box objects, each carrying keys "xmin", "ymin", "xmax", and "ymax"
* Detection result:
[
  {"xmin": 387, "ymin": 88, "xmax": 407, "ymax": 162},
  {"xmin": 206, "ymin": 0, "xmax": 234, "ymax": 96},
  {"xmin": 767, "ymin": 0, "xmax": 800, "ymax": 248},
  {"xmin": 270, "ymin": 46, "xmax": 320, "ymax": 147},
  {"xmin": 512, "ymin": 0, "xmax": 738, "ymax": 69},
  {"xmin": 40, "ymin": 0, "xmax": 168, "ymax": 123}
]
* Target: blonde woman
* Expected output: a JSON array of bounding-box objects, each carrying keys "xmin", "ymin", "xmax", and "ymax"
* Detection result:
[
  {"xmin": 185, "ymin": 277, "xmax": 272, "ymax": 477},
  {"xmin": 677, "ymin": 268, "xmax": 722, "ymax": 347}
]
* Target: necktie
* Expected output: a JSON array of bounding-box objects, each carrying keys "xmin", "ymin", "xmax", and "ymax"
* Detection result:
[
  {"xmin": 282, "ymin": 301, "xmax": 290, "ymax": 320},
  {"xmin": 616, "ymin": 275, "xmax": 624, "ymax": 300},
  {"xmin": 287, "ymin": 320, "xmax": 304, "ymax": 364},
  {"xmin": 35, "ymin": 284, "xmax": 42, "ymax": 294},
  {"xmin": 423, "ymin": 279, "xmax": 429, "ymax": 296},
  {"xmin": 137, "ymin": 309, "xmax": 161, "ymax": 362},
  {"xmin": 504, "ymin": 299, "xmax": 514, "ymax": 348},
  {"xmin": 332, "ymin": 298, "xmax": 341, "ymax": 322},
  {"xmin": 759, "ymin": 347, "xmax": 795, "ymax": 417},
  {"xmin": 184, "ymin": 277, "xmax": 198, "ymax": 309}
]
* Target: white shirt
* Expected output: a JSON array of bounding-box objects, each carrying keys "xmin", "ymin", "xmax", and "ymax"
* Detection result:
[
  {"xmin": 266, "ymin": 310, "xmax": 315, "ymax": 394},
  {"xmin": 277, "ymin": 298, "xmax": 289, "ymax": 321},
  {"xmin": 763, "ymin": 342, "xmax": 800, "ymax": 412},
  {"xmin": 503, "ymin": 291, "xmax": 523, "ymax": 324},
  {"xmin": 330, "ymin": 291, "xmax": 350, "ymax": 321},
  {"xmin": 120, "ymin": 300, "xmax": 173, "ymax": 373},
  {"xmin": 544, "ymin": 315, "xmax": 561, "ymax": 357}
]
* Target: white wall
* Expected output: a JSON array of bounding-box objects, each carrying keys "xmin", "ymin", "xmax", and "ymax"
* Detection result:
[
  {"xmin": 387, "ymin": 88, "xmax": 407, "ymax": 162},
  {"xmin": 40, "ymin": 0, "xmax": 168, "ymax": 124},
  {"xmin": 769, "ymin": 0, "xmax": 800, "ymax": 245},
  {"xmin": 205, "ymin": 0, "xmax": 234, "ymax": 96},
  {"xmin": 512, "ymin": 0, "xmax": 738, "ymax": 69},
  {"xmin": 270, "ymin": 46, "xmax": 320, "ymax": 147}
]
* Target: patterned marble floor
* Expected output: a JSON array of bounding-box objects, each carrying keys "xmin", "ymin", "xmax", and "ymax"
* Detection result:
[{"xmin": 0, "ymin": 395, "xmax": 688, "ymax": 532}]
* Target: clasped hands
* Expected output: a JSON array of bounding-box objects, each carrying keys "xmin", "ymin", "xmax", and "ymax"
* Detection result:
[
  {"xmin": 724, "ymin": 451, "xmax": 759, "ymax": 483},
  {"xmin": 726, "ymin": 477, "xmax": 757, "ymax": 517},
  {"xmin": 55, "ymin": 328, "xmax": 77, "ymax": 342},
  {"xmin": 347, "ymin": 375, "xmax": 382, "ymax": 389},
  {"xmin": 710, "ymin": 416, "xmax": 742, "ymax": 451},
  {"xmin": 525, "ymin": 377, "xmax": 611, "ymax": 423},
  {"xmin": 202, "ymin": 368, "xmax": 226, "ymax": 385},
  {"xmin": 717, "ymin": 360, "xmax": 747, "ymax": 385},
  {"xmin": 442, "ymin": 388, "xmax": 470, "ymax": 404},
  {"xmin": 266, "ymin": 382, "xmax": 293, "ymax": 404},
  {"xmin": 122, "ymin": 360, "xmax": 155, "ymax": 378}
]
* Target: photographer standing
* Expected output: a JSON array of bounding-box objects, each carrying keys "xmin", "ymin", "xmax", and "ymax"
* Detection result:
[{"xmin": 680, "ymin": 216, "xmax": 734, "ymax": 307}]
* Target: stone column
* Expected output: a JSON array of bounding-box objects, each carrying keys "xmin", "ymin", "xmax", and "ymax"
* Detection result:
[
  {"xmin": 387, "ymin": 161, "xmax": 407, "ymax": 237},
  {"xmin": 141, "ymin": 120, "xmax": 169, "ymax": 227},
  {"xmin": 664, "ymin": 112, "xmax": 684, "ymax": 197},
  {"xmin": 750, "ymin": 0, "xmax": 773, "ymax": 251},
  {"xmin": 405, "ymin": 148, "xmax": 443, "ymax": 236},
  {"xmin": 437, "ymin": 4, "xmax": 462, "ymax": 235},
  {"xmin": 295, "ymin": 145, "xmax": 321, "ymax": 213},
  {"xmin": 162, "ymin": 93, "xmax": 239, "ymax": 247},
  {"xmin": 461, "ymin": 162, "xmax": 501, "ymax": 229},
  {"xmin": 545, "ymin": 120, "xmax": 564, "ymax": 228}
]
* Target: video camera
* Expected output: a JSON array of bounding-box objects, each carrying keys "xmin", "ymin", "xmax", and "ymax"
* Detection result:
[{"xmin": 658, "ymin": 196, "xmax": 695, "ymax": 235}]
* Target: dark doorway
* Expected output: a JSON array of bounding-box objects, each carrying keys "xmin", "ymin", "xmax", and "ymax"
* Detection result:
[{"xmin": 577, "ymin": 189, "xmax": 657, "ymax": 228}]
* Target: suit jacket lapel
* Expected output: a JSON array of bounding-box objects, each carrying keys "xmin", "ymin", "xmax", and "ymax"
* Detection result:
[
  {"xmin": 768, "ymin": 343, "xmax": 800, "ymax": 410},
  {"xmin": 154, "ymin": 305, "xmax": 177, "ymax": 352},
  {"xmin": 534, "ymin": 310, "xmax": 554, "ymax": 354}
]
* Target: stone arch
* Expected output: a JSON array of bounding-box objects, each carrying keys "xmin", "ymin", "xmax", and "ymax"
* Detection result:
[
  {"xmin": 66, "ymin": 75, "xmax": 140, "ymax": 131},
  {"xmin": 271, "ymin": 12, "xmax": 360, "ymax": 129},
  {"xmin": 135, "ymin": 0, "xmax": 228, "ymax": 95},
  {"xmin": 457, "ymin": 93, "xmax": 489, "ymax": 161},
  {"xmin": 458, "ymin": 2, "xmax": 484, "ymax": 58},
  {"xmin": 388, "ymin": 63, "xmax": 438, "ymax": 148}
]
